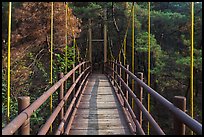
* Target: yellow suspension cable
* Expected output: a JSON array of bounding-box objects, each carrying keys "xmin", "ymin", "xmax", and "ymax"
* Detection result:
[
  {"xmin": 73, "ymin": 36, "xmax": 76, "ymax": 64},
  {"xmin": 108, "ymin": 38, "xmax": 115, "ymax": 61},
  {"xmin": 119, "ymin": 51, "xmax": 121, "ymax": 62},
  {"xmin": 123, "ymin": 36, "xmax": 127, "ymax": 66},
  {"xmin": 7, "ymin": 2, "xmax": 12, "ymax": 124},
  {"xmin": 117, "ymin": 4, "xmax": 134, "ymax": 63},
  {"xmin": 147, "ymin": 2, "xmax": 151, "ymax": 135},
  {"xmin": 76, "ymin": 43, "xmax": 80, "ymax": 63},
  {"xmin": 66, "ymin": 2, "xmax": 76, "ymax": 65},
  {"xmin": 50, "ymin": 2, "xmax": 54, "ymax": 133},
  {"xmin": 190, "ymin": 2, "xmax": 194, "ymax": 135},
  {"xmin": 65, "ymin": 3, "xmax": 68, "ymax": 75},
  {"xmin": 85, "ymin": 39, "xmax": 88, "ymax": 60},
  {"xmin": 109, "ymin": 37, "xmax": 114, "ymax": 61},
  {"xmin": 131, "ymin": 3, "xmax": 135, "ymax": 110}
]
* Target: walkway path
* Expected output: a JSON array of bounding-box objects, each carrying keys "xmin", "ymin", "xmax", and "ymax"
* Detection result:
[{"xmin": 69, "ymin": 73, "xmax": 131, "ymax": 135}]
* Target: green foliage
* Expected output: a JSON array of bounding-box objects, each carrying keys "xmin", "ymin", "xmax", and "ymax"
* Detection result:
[
  {"xmin": 135, "ymin": 32, "xmax": 160, "ymax": 53},
  {"xmin": 70, "ymin": 2, "xmax": 105, "ymax": 20},
  {"xmin": 53, "ymin": 45, "xmax": 75, "ymax": 81},
  {"xmin": 2, "ymin": 69, "xmax": 18, "ymax": 128},
  {"xmin": 2, "ymin": 69, "xmax": 7, "ymax": 128}
]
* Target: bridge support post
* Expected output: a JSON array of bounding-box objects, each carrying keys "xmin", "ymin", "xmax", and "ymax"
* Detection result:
[
  {"xmin": 79, "ymin": 63, "xmax": 82, "ymax": 86},
  {"xmin": 112, "ymin": 62, "xmax": 115, "ymax": 86},
  {"xmin": 103, "ymin": 7, "xmax": 107, "ymax": 73},
  {"xmin": 125, "ymin": 65, "xmax": 129, "ymax": 108},
  {"xmin": 119, "ymin": 62, "xmax": 122, "ymax": 91},
  {"xmin": 82, "ymin": 63, "xmax": 84, "ymax": 80},
  {"xmin": 88, "ymin": 19, "xmax": 92, "ymax": 65},
  {"xmin": 173, "ymin": 96, "xmax": 186, "ymax": 135},
  {"xmin": 72, "ymin": 64, "xmax": 76, "ymax": 105},
  {"xmin": 18, "ymin": 96, "xmax": 30, "ymax": 135},
  {"xmin": 115, "ymin": 61, "xmax": 118, "ymax": 87},
  {"xmin": 135, "ymin": 72, "xmax": 143, "ymax": 130},
  {"xmin": 58, "ymin": 72, "xmax": 64, "ymax": 132}
]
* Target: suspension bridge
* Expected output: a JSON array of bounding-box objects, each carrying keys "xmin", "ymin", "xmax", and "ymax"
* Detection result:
[{"xmin": 2, "ymin": 2, "xmax": 202, "ymax": 135}]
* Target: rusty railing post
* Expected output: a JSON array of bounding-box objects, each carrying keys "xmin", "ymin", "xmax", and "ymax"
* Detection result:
[
  {"xmin": 78, "ymin": 63, "xmax": 82, "ymax": 91},
  {"xmin": 115, "ymin": 61, "xmax": 118, "ymax": 84},
  {"xmin": 110, "ymin": 61, "xmax": 112, "ymax": 74},
  {"xmin": 126, "ymin": 65, "xmax": 129, "ymax": 107},
  {"xmin": 72, "ymin": 64, "xmax": 76, "ymax": 97},
  {"xmin": 121, "ymin": 63, "xmax": 126, "ymax": 106},
  {"xmin": 119, "ymin": 62, "xmax": 122, "ymax": 90},
  {"xmin": 82, "ymin": 62, "xmax": 84, "ymax": 80},
  {"xmin": 84, "ymin": 62, "xmax": 86, "ymax": 74},
  {"xmin": 135, "ymin": 72, "xmax": 143, "ymax": 132},
  {"xmin": 112, "ymin": 61, "xmax": 115, "ymax": 86},
  {"xmin": 58, "ymin": 72, "xmax": 64, "ymax": 131},
  {"xmin": 173, "ymin": 96, "xmax": 186, "ymax": 135},
  {"xmin": 90, "ymin": 62, "xmax": 92, "ymax": 73},
  {"xmin": 18, "ymin": 96, "xmax": 30, "ymax": 135}
]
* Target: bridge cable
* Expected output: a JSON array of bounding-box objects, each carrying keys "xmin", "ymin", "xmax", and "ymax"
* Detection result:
[
  {"xmin": 147, "ymin": 2, "xmax": 151, "ymax": 135},
  {"xmin": 73, "ymin": 37, "xmax": 76, "ymax": 64},
  {"xmin": 75, "ymin": 42, "xmax": 80, "ymax": 63},
  {"xmin": 131, "ymin": 2, "xmax": 135, "ymax": 112},
  {"xmin": 50, "ymin": 2, "xmax": 54, "ymax": 133},
  {"xmin": 65, "ymin": 3, "xmax": 68, "ymax": 75},
  {"xmin": 7, "ymin": 2, "xmax": 12, "ymax": 124},
  {"xmin": 121, "ymin": 4, "xmax": 133, "ymax": 65},
  {"xmin": 117, "ymin": 3, "xmax": 134, "ymax": 64},
  {"xmin": 108, "ymin": 3, "xmax": 134, "ymax": 63},
  {"xmin": 66, "ymin": 2, "xmax": 76, "ymax": 65},
  {"xmin": 119, "ymin": 6, "xmax": 133, "ymax": 64},
  {"xmin": 190, "ymin": 2, "xmax": 194, "ymax": 135},
  {"xmin": 85, "ymin": 39, "xmax": 88, "ymax": 60},
  {"xmin": 107, "ymin": 34, "xmax": 116, "ymax": 61},
  {"xmin": 109, "ymin": 3, "xmax": 134, "ymax": 64}
]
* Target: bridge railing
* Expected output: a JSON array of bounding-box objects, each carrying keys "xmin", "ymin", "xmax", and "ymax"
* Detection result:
[
  {"xmin": 104, "ymin": 61, "xmax": 202, "ymax": 135},
  {"xmin": 2, "ymin": 61, "xmax": 92, "ymax": 135}
]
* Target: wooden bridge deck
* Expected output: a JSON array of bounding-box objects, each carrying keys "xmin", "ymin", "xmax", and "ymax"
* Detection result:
[{"xmin": 69, "ymin": 73, "xmax": 131, "ymax": 135}]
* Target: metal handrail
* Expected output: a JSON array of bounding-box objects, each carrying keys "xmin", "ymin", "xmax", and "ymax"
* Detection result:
[
  {"xmin": 106, "ymin": 74, "xmax": 145, "ymax": 135},
  {"xmin": 55, "ymin": 72, "xmax": 90, "ymax": 135},
  {"xmin": 106, "ymin": 61, "xmax": 202, "ymax": 135},
  {"xmin": 2, "ymin": 61, "xmax": 91, "ymax": 135},
  {"xmin": 106, "ymin": 65, "xmax": 165, "ymax": 135},
  {"xmin": 38, "ymin": 66, "xmax": 91, "ymax": 135}
]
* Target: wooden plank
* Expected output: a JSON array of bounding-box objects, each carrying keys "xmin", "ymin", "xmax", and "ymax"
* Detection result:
[
  {"xmin": 84, "ymin": 86, "xmax": 113, "ymax": 90},
  {"xmin": 81, "ymin": 94, "xmax": 116, "ymax": 99},
  {"xmin": 71, "ymin": 118, "xmax": 126, "ymax": 124},
  {"xmin": 88, "ymin": 78, "xmax": 107, "ymax": 81},
  {"xmin": 83, "ymin": 91, "xmax": 113, "ymax": 95},
  {"xmin": 74, "ymin": 114, "xmax": 121, "ymax": 119},
  {"xmin": 71, "ymin": 123, "xmax": 128, "ymax": 130},
  {"xmin": 69, "ymin": 128, "xmax": 130, "ymax": 135},
  {"xmin": 78, "ymin": 102, "xmax": 118, "ymax": 109},
  {"xmin": 75, "ymin": 108, "xmax": 121, "ymax": 115},
  {"xmin": 80, "ymin": 97, "xmax": 116, "ymax": 102},
  {"xmin": 87, "ymin": 82, "xmax": 111, "ymax": 87}
]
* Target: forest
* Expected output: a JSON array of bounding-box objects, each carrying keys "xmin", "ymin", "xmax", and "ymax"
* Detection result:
[{"xmin": 2, "ymin": 2, "xmax": 202, "ymax": 135}]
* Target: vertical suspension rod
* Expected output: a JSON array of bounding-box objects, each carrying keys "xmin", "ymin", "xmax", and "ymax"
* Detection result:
[
  {"xmin": 131, "ymin": 2, "xmax": 135, "ymax": 109},
  {"xmin": 50, "ymin": 2, "xmax": 54, "ymax": 133},
  {"xmin": 147, "ymin": 2, "xmax": 151, "ymax": 135},
  {"xmin": 7, "ymin": 2, "xmax": 12, "ymax": 124},
  {"xmin": 190, "ymin": 2, "xmax": 194, "ymax": 135},
  {"xmin": 65, "ymin": 3, "xmax": 68, "ymax": 74}
]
